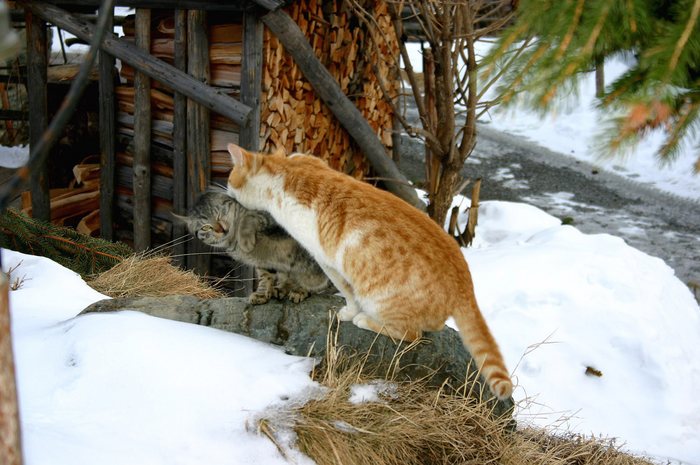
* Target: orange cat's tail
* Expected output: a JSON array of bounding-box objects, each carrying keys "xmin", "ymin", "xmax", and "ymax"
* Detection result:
[{"xmin": 452, "ymin": 298, "xmax": 513, "ymax": 400}]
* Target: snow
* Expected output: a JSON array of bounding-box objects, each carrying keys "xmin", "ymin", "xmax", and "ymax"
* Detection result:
[
  {"xmin": 5, "ymin": 194, "xmax": 700, "ymax": 463},
  {"xmin": 3, "ymin": 249, "xmax": 318, "ymax": 465},
  {"xmin": 458, "ymin": 200, "xmax": 700, "ymax": 463},
  {"xmin": 0, "ymin": 144, "xmax": 29, "ymax": 168}
]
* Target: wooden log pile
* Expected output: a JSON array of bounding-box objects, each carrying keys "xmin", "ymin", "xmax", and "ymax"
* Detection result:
[
  {"xmin": 21, "ymin": 157, "xmax": 101, "ymax": 236},
  {"xmin": 261, "ymin": 0, "xmax": 399, "ymax": 178},
  {"xmin": 118, "ymin": 12, "xmax": 242, "ymax": 186},
  {"xmin": 25, "ymin": 2, "xmax": 401, "ymax": 247},
  {"xmin": 112, "ymin": 12, "xmax": 244, "ymax": 245}
]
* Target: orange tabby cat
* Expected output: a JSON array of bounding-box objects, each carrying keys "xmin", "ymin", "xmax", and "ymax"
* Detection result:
[{"xmin": 226, "ymin": 143, "xmax": 513, "ymax": 400}]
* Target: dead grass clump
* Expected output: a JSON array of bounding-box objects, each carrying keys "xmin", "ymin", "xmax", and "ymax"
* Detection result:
[
  {"xmin": 262, "ymin": 323, "xmax": 656, "ymax": 465},
  {"xmin": 87, "ymin": 254, "xmax": 224, "ymax": 299}
]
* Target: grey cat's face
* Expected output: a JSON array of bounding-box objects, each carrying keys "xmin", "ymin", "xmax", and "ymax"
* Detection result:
[{"xmin": 177, "ymin": 192, "xmax": 238, "ymax": 248}]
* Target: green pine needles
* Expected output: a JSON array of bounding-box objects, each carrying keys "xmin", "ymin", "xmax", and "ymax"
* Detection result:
[
  {"xmin": 482, "ymin": 0, "xmax": 700, "ymax": 169},
  {"xmin": 0, "ymin": 208, "xmax": 132, "ymax": 277}
]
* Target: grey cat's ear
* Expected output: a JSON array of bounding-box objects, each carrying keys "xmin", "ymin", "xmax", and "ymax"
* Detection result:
[{"xmin": 170, "ymin": 212, "xmax": 191, "ymax": 224}]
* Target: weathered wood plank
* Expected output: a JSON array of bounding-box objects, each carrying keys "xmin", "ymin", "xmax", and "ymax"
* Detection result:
[
  {"xmin": 0, "ymin": 110, "xmax": 28, "ymax": 120},
  {"xmin": 186, "ymin": 9, "xmax": 210, "ymax": 273},
  {"xmin": 23, "ymin": 1, "xmax": 252, "ymax": 126},
  {"xmin": 117, "ymin": 165, "xmax": 173, "ymax": 201},
  {"xmin": 236, "ymin": 10, "xmax": 264, "ymax": 295},
  {"xmin": 240, "ymin": 10, "xmax": 262, "ymax": 152},
  {"xmin": 25, "ymin": 9, "xmax": 50, "ymax": 221},
  {"xmin": 132, "ymin": 8, "xmax": 152, "ymax": 251},
  {"xmin": 260, "ymin": 8, "xmax": 424, "ymax": 211},
  {"xmin": 42, "ymin": 0, "xmax": 283, "ymax": 11},
  {"xmin": 98, "ymin": 8, "xmax": 116, "ymax": 240},
  {"xmin": 0, "ymin": 274, "xmax": 21, "ymax": 465},
  {"xmin": 171, "ymin": 9, "xmax": 187, "ymax": 266}
]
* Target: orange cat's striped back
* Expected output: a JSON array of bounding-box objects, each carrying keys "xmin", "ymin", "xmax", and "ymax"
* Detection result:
[{"xmin": 227, "ymin": 144, "xmax": 513, "ymax": 400}]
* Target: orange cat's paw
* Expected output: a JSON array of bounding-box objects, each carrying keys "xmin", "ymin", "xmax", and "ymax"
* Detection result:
[
  {"xmin": 337, "ymin": 305, "xmax": 359, "ymax": 321},
  {"xmin": 352, "ymin": 313, "xmax": 372, "ymax": 331}
]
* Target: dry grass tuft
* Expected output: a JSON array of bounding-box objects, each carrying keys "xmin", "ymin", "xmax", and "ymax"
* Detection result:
[
  {"xmin": 87, "ymin": 253, "xmax": 224, "ymax": 299},
  {"xmin": 263, "ymin": 320, "xmax": 656, "ymax": 465}
]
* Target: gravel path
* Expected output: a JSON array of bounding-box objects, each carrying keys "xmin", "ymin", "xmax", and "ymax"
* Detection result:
[{"xmin": 396, "ymin": 124, "xmax": 700, "ymax": 298}]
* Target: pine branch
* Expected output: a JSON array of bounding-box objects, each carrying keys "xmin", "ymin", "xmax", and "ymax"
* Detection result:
[{"xmin": 0, "ymin": 209, "xmax": 132, "ymax": 276}]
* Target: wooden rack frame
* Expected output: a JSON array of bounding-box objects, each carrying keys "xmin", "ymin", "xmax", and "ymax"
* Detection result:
[{"xmin": 19, "ymin": 0, "xmax": 421, "ymax": 273}]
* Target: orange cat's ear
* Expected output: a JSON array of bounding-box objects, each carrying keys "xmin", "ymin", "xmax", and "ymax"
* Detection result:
[{"xmin": 228, "ymin": 143, "xmax": 251, "ymax": 168}]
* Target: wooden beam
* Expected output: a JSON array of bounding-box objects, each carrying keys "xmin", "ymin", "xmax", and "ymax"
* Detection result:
[
  {"xmin": 236, "ymin": 10, "xmax": 264, "ymax": 296},
  {"xmin": 22, "ymin": 1, "xmax": 252, "ymax": 127},
  {"xmin": 240, "ymin": 11, "xmax": 262, "ymax": 152},
  {"xmin": 260, "ymin": 9, "xmax": 424, "ymax": 211},
  {"xmin": 0, "ymin": 273, "xmax": 22, "ymax": 465},
  {"xmin": 25, "ymin": 9, "xmax": 50, "ymax": 221},
  {"xmin": 133, "ymin": 8, "xmax": 151, "ymax": 251},
  {"xmin": 186, "ymin": 9, "xmax": 210, "ymax": 274},
  {"xmin": 40, "ymin": 0, "xmax": 283, "ymax": 11},
  {"xmin": 0, "ymin": 110, "xmax": 27, "ymax": 120},
  {"xmin": 98, "ymin": 8, "xmax": 115, "ymax": 240},
  {"xmin": 171, "ymin": 9, "xmax": 187, "ymax": 266}
]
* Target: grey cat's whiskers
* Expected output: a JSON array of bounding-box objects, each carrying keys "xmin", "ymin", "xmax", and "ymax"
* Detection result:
[
  {"xmin": 207, "ymin": 182, "xmax": 227, "ymax": 192},
  {"xmin": 170, "ymin": 251, "xmax": 233, "ymax": 258},
  {"xmin": 150, "ymin": 234, "xmax": 194, "ymax": 254}
]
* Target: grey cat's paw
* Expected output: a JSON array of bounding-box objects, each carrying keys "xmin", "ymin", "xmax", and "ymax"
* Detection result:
[
  {"xmin": 271, "ymin": 286, "xmax": 287, "ymax": 300},
  {"xmin": 248, "ymin": 291, "xmax": 271, "ymax": 305},
  {"xmin": 287, "ymin": 289, "xmax": 309, "ymax": 303}
]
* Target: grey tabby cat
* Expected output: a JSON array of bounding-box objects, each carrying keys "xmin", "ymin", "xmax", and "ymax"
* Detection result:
[{"xmin": 174, "ymin": 191, "xmax": 331, "ymax": 304}]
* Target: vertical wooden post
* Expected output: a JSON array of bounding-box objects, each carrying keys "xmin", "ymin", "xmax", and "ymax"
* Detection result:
[
  {"xmin": 423, "ymin": 48, "xmax": 439, "ymax": 214},
  {"xmin": 133, "ymin": 8, "xmax": 152, "ymax": 251},
  {"xmin": 0, "ymin": 272, "xmax": 23, "ymax": 465},
  {"xmin": 240, "ymin": 10, "xmax": 262, "ymax": 152},
  {"xmin": 595, "ymin": 56, "xmax": 605, "ymax": 99},
  {"xmin": 186, "ymin": 10, "xmax": 210, "ymax": 273},
  {"xmin": 25, "ymin": 10, "xmax": 49, "ymax": 221},
  {"xmin": 237, "ymin": 9, "xmax": 263, "ymax": 295},
  {"xmin": 171, "ymin": 9, "xmax": 187, "ymax": 266},
  {"xmin": 99, "ymin": 8, "xmax": 116, "ymax": 241}
]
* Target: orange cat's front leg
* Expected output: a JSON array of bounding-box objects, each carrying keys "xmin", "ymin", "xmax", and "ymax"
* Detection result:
[{"xmin": 319, "ymin": 265, "xmax": 360, "ymax": 321}]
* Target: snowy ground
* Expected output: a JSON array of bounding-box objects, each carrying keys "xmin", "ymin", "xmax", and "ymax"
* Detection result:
[{"xmin": 5, "ymin": 195, "xmax": 700, "ymax": 464}]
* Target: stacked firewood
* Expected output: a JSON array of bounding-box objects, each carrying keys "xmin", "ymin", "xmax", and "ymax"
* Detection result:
[
  {"xmin": 21, "ymin": 159, "xmax": 101, "ymax": 236},
  {"xmin": 113, "ymin": 13, "xmax": 244, "ymax": 243},
  {"xmin": 261, "ymin": 0, "xmax": 399, "ymax": 178},
  {"xmin": 121, "ymin": 19, "xmax": 243, "ymax": 88},
  {"xmin": 118, "ymin": 13, "xmax": 242, "ymax": 185},
  {"xmin": 27, "ymin": 2, "xmax": 401, "ymax": 242}
]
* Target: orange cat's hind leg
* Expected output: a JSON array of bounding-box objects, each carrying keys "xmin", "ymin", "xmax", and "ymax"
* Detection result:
[{"xmin": 352, "ymin": 313, "xmax": 422, "ymax": 342}]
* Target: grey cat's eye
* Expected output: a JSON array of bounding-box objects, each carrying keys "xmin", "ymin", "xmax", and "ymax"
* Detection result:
[{"xmin": 201, "ymin": 224, "xmax": 213, "ymax": 232}]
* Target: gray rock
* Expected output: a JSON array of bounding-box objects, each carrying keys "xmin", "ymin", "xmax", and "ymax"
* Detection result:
[{"xmin": 80, "ymin": 294, "xmax": 514, "ymax": 419}]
